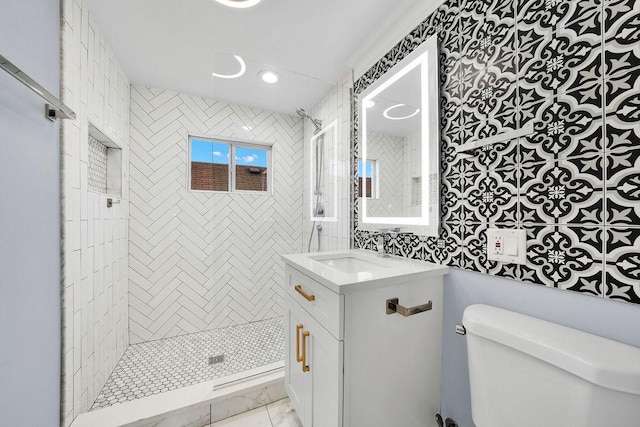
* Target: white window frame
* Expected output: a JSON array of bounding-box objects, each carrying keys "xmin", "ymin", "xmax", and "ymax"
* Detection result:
[{"xmin": 187, "ymin": 134, "xmax": 274, "ymax": 195}]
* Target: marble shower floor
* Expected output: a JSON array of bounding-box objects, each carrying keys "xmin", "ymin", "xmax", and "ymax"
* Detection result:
[{"xmin": 91, "ymin": 316, "xmax": 285, "ymax": 410}]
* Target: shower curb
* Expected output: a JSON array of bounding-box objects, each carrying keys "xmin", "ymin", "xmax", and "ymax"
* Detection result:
[{"xmin": 71, "ymin": 364, "xmax": 285, "ymax": 427}]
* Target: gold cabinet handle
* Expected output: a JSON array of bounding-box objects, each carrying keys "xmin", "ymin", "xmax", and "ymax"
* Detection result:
[
  {"xmin": 295, "ymin": 324, "xmax": 303, "ymax": 362},
  {"xmin": 301, "ymin": 331, "xmax": 310, "ymax": 372},
  {"xmin": 295, "ymin": 284, "xmax": 315, "ymax": 302}
]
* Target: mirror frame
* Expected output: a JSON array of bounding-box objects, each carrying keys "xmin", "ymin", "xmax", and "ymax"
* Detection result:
[{"xmin": 356, "ymin": 34, "xmax": 440, "ymax": 236}]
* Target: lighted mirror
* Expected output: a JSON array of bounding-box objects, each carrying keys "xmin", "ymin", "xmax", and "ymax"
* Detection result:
[
  {"xmin": 310, "ymin": 120, "xmax": 338, "ymax": 222},
  {"xmin": 358, "ymin": 34, "xmax": 439, "ymax": 236}
]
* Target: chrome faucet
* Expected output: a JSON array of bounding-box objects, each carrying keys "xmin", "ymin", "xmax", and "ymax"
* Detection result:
[{"xmin": 370, "ymin": 228, "xmax": 400, "ymax": 257}]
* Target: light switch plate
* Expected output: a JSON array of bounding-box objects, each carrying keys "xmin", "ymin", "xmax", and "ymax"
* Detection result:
[{"xmin": 486, "ymin": 228, "xmax": 527, "ymax": 264}]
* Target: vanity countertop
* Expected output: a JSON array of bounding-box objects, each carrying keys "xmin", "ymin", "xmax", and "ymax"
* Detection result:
[{"xmin": 281, "ymin": 249, "xmax": 449, "ymax": 294}]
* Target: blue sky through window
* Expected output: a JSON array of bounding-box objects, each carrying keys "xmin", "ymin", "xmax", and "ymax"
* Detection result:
[
  {"xmin": 358, "ymin": 159, "xmax": 373, "ymax": 178},
  {"xmin": 191, "ymin": 139, "xmax": 267, "ymax": 167},
  {"xmin": 236, "ymin": 146, "xmax": 267, "ymax": 167},
  {"xmin": 191, "ymin": 140, "xmax": 229, "ymax": 164}
]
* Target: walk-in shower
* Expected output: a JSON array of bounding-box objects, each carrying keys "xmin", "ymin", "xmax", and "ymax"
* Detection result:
[{"xmin": 298, "ymin": 108, "xmax": 326, "ymax": 252}]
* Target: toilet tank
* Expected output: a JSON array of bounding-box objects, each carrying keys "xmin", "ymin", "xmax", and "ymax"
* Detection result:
[{"xmin": 463, "ymin": 304, "xmax": 640, "ymax": 427}]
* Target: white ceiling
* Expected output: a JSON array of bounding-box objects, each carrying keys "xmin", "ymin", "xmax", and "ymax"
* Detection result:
[{"xmin": 83, "ymin": 0, "xmax": 432, "ymax": 116}]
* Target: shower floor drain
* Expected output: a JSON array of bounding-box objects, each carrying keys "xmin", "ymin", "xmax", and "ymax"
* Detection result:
[
  {"xmin": 90, "ymin": 316, "xmax": 284, "ymax": 410},
  {"xmin": 209, "ymin": 355, "xmax": 225, "ymax": 365}
]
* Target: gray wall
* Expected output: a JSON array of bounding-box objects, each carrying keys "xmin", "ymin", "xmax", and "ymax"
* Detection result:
[
  {"xmin": 0, "ymin": 0, "xmax": 61, "ymax": 425},
  {"xmin": 440, "ymin": 269, "xmax": 640, "ymax": 427}
]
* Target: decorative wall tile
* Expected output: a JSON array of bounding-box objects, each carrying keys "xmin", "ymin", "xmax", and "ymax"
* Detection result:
[
  {"xmin": 604, "ymin": 0, "xmax": 640, "ymax": 78},
  {"xmin": 518, "ymin": 0, "xmax": 602, "ymax": 37},
  {"xmin": 462, "ymin": 66, "xmax": 518, "ymax": 122},
  {"xmin": 464, "ymin": 168, "xmax": 518, "ymax": 224},
  {"xmin": 518, "ymin": 28, "xmax": 602, "ymax": 99},
  {"xmin": 520, "ymin": 156, "xmax": 604, "ymax": 225},
  {"xmin": 461, "ymin": 0, "xmax": 515, "ymax": 22},
  {"xmin": 606, "ymin": 149, "xmax": 640, "ymax": 226},
  {"xmin": 353, "ymin": 0, "xmax": 640, "ymax": 305},
  {"xmin": 441, "ymin": 174, "xmax": 464, "ymax": 223},
  {"xmin": 605, "ymin": 66, "xmax": 640, "ymax": 152},
  {"xmin": 519, "ymin": 88, "xmax": 603, "ymax": 163},
  {"xmin": 462, "ymin": 223, "xmax": 491, "ymax": 273},
  {"xmin": 470, "ymin": 138, "xmax": 518, "ymax": 171},
  {"xmin": 604, "ymin": 227, "xmax": 640, "ymax": 303},
  {"xmin": 460, "ymin": 14, "xmax": 516, "ymax": 75},
  {"xmin": 524, "ymin": 225, "xmax": 604, "ymax": 292}
]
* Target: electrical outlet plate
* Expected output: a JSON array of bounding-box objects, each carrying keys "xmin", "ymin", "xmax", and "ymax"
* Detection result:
[{"xmin": 486, "ymin": 228, "xmax": 527, "ymax": 264}]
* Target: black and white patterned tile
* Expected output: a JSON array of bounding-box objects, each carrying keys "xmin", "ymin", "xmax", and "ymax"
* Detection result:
[
  {"xmin": 605, "ymin": 149, "xmax": 640, "ymax": 226},
  {"xmin": 518, "ymin": 0, "xmax": 602, "ymax": 38},
  {"xmin": 352, "ymin": 0, "xmax": 640, "ymax": 305},
  {"xmin": 462, "ymin": 223, "xmax": 492, "ymax": 273},
  {"xmin": 519, "ymin": 156, "xmax": 605, "ymax": 225},
  {"xmin": 460, "ymin": 12, "xmax": 516, "ymax": 75},
  {"xmin": 604, "ymin": 227, "xmax": 640, "ymax": 304},
  {"xmin": 464, "ymin": 168, "xmax": 518, "ymax": 224},
  {"xmin": 442, "ymin": 174, "xmax": 464, "ymax": 223},
  {"xmin": 604, "ymin": 0, "xmax": 640, "ymax": 78},
  {"xmin": 461, "ymin": 0, "xmax": 516, "ymax": 22},
  {"xmin": 518, "ymin": 26, "xmax": 602, "ymax": 99},
  {"xmin": 461, "ymin": 64, "xmax": 517, "ymax": 117},
  {"xmin": 519, "ymin": 87, "xmax": 604, "ymax": 164},
  {"xmin": 523, "ymin": 224, "xmax": 604, "ymax": 293},
  {"xmin": 605, "ymin": 64, "xmax": 640, "ymax": 152},
  {"xmin": 90, "ymin": 317, "xmax": 284, "ymax": 410}
]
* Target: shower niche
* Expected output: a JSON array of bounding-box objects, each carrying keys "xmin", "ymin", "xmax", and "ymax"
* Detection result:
[
  {"xmin": 88, "ymin": 123, "xmax": 123, "ymax": 197},
  {"xmin": 310, "ymin": 120, "xmax": 338, "ymax": 222}
]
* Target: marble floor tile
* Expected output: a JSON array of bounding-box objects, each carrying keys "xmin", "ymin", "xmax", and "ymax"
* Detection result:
[
  {"xmin": 266, "ymin": 398, "xmax": 302, "ymax": 427},
  {"xmin": 209, "ymin": 406, "xmax": 272, "ymax": 427}
]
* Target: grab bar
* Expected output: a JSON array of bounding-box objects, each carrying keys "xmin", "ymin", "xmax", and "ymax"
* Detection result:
[{"xmin": 0, "ymin": 53, "xmax": 75, "ymax": 121}]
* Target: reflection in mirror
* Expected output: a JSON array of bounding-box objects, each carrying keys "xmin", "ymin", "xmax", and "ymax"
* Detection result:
[
  {"xmin": 357, "ymin": 34, "xmax": 439, "ymax": 236},
  {"xmin": 310, "ymin": 120, "xmax": 338, "ymax": 222},
  {"xmin": 357, "ymin": 158, "xmax": 377, "ymax": 199}
]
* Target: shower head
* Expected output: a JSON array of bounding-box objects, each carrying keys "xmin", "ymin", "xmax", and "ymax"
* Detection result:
[{"xmin": 296, "ymin": 107, "xmax": 323, "ymax": 134}]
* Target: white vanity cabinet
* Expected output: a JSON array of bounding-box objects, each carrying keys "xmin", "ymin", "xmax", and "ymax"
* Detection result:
[
  {"xmin": 282, "ymin": 250, "xmax": 449, "ymax": 427},
  {"xmin": 285, "ymin": 267, "xmax": 344, "ymax": 427}
]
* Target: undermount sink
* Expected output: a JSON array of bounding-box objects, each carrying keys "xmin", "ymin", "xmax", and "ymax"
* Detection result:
[
  {"xmin": 281, "ymin": 250, "xmax": 449, "ymax": 293},
  {"xmin": 310, "ymin": 255, "xmax": 389, "ymax": 273}
]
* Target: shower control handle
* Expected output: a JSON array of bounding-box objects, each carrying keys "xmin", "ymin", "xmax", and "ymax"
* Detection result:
[
  {"xmin": 295, "ymin": 285, "xmax": 315, "ymax": 302},
  {"xmin": 296, "ymin": 324, "xmax": 303, "ymax": 363}
]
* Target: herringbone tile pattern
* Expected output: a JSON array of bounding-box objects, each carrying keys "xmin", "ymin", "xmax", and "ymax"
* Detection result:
[{"xmin": 129, "ymin": 86, "xmax": 303, "ymax": 343}]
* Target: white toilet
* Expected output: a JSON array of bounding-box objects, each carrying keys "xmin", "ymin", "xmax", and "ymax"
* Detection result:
[{"xmin": 463, "ymin": 304, "xmax": 640, "ymax": 427}]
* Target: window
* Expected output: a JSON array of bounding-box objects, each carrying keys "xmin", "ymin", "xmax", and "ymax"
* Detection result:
[
  {"xmin": 189, "ymin": 136, "xmax": 271, "ymax": 193},
  {"xmin": 357, "ymin": 158, "xmax": 378, "ymax": 198}
]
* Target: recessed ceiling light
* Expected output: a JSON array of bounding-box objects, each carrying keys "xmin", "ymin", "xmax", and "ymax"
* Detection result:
[
  {"xmin": 363, "ymin": 100, "xmax": 376, "ymax": 108},
  {"xmin": 211, "ymin": 55, "xmax": 246, "ymax": 79},
  {"xmin": 259, "ymin": 70, "xmax": 279, "ymax": 84},
  {"xmin": 215, "ymin": 0, "xmax": 262, "ymax": 8},
  {"xmin": 383, "ymin": 104, "xmax": 420, "ymax": 120},
  {"xmin": 242, "ymin": 125, "xmax": 253, "ymax": 131}
]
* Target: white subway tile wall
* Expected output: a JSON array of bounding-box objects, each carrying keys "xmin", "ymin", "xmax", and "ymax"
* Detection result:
[
  {"xmin": 87, "ymin": 135, "xmax": 108, "ymax": 193},
  {"xmin": 129, "ymin": 86, "xmax": 303, "ymax": 343},
  {"xmin": 61, "ymin": 0, "xmax": 131, "ymax": 424},
  {"xmin": 302, "ymin": 75, "xmax": 353, "ymax": 252}
]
